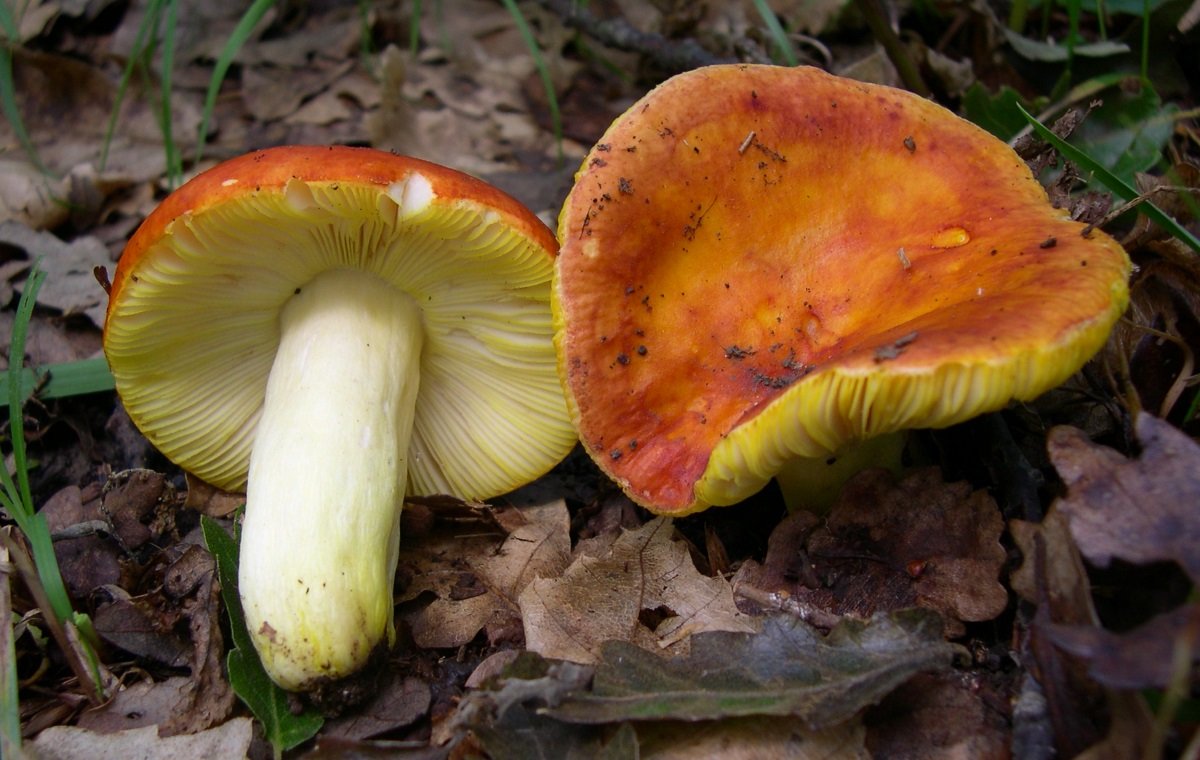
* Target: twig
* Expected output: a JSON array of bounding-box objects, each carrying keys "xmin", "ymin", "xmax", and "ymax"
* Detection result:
[
  {"xmin": 1082, "ymin": 186, "xmax": 1200, "ymax": 239},
  {"xmin": 532, "ymin": 0, "xmax": 731, "ymax": 72},
  {"xmin": 734, "ymin": 584, "xmax": 844, "ymax": 629},
  {"xmin": 0, "ymin": 530, "xmax": 105, "ymax": 706},
  {"xmin": 852, "ymin": 0, "xmax": 930, "ymax": 97}
]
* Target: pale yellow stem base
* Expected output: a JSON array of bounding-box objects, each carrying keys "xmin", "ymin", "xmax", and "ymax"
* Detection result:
[{"xmin": 774, "ymin": 431, "xmax": 906, "ymax": 514}]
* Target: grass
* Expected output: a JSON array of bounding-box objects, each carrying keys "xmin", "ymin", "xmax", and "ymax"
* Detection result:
[
  {"xmin": 751, "ymin": 0, "xmax": 798, "ymax": 66},
  {"xmin": 1016, "ymin": 103, "xmax": 1200, "ymax": 254},
  {"xmin": 499, "ymin": 0, "xmax": 563, "ymax": 161},
  {"xmin": 1, "ymin": 264, "xmax": 107, "ymax": 755},
  {"xmin": 0, "ymin": 0, "xmax": 50, "ymax": 175},
  {"xmin": 0, "ymin": 357, "xmax": 115, "ymax": 402}
]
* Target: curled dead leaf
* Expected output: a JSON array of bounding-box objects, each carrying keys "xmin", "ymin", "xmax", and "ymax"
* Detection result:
[{"xmin": 1049, "ymin": 413, "xmax": 1200, "ymax": 582}]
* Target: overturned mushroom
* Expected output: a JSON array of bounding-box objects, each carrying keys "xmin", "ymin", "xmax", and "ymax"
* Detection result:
[
  {"xmin": 554, "ymin": 65, "xmax": 1130, "ymax": 515},
  {"xmin": 105, "ymin": 146, "xmax": 575, "ymax": 690}
]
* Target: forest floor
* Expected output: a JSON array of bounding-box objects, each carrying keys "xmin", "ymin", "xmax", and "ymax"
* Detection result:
[{"xmin": 1, "ymin": 0, "xmax": 1199, "ymax": 758}]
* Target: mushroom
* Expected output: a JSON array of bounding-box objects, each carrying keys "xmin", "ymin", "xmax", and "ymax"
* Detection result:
[
  {"xmin": 104, "ymin": 146, "xmax": 575, "ymax": 690},
  {"xmin": 554, "ymin": 65, "xmax": 1131, "ymax": 515}
]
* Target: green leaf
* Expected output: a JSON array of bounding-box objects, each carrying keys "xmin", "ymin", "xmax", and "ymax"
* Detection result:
[
  {"xmin": 0, "ymin": 358, "xmax": 115, "ymax": 402},
  {"xmin": 1089, "ymin": 0, "xmax": 1173, "ymax": 15},
  {"xmin": 961, "ymin": 83, "xmax": 1044, "ymax": 141},
  {"xmin": 545, "ymin": 609, "xmax": 961, "ymax": 729},
  {"xmin": 1069, "ymin": 80, "xmax": 1177, "ymax": 188},
  {"xmin": 1015, "ymin": 103, "xmax": 1200, "ymax": 254},
  {"xmin": 1003, "ymin": 28, "xmax": 1130, "ymax": 61},
  {"xmin": 201, "ymin": 516, "xmax": 323, "ymax": 756}
]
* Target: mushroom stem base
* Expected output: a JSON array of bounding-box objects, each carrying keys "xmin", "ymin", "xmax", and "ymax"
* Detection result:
[
  {"xmin": 774, "ymin": 431, "xmax": 906, "ymax": 513},
  {"xmin": 238, "ymin": 268, "xmax": 423, "ymax": 691}
]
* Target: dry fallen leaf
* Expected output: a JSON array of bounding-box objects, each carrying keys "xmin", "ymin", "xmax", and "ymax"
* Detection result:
[
  {"xmin": 1010, "ymin": 511, "xmax": 1097, "ymax": 625},
  {"xmin": 29, "ymin": 717, "xmax": 253, "ymax": 760},
  {"xmin": 182, "ymin": 473, "xmax": 245, "ymax": 518},
  {"xmin": 88, "ymin": 543, "xmax": 234, "ymax": 736},
  {"xmin": 518, "ymin": 517, "xmax": 757, "ymax": 664},
  {"xmin": 1049, "ymin": 412, "xmax": 1200, "ymax": 582},
  {"xmin": 0, "ymin": 159, "xmax": 70, "ymax": 228},
  {"xmin": 0, "ymin": 220, "xmax": 111, "ymax": 327},
  {"xmin": 1011, "ymin": 484, "xmax": 1156, "ymax": 757},
  {"xmin": 396, "ymin": 500, "xmax": 572, "ymax": 649},
  {"xmin": 1049, "ymin": 603, "xmax": 1200, "ymax": 690}
]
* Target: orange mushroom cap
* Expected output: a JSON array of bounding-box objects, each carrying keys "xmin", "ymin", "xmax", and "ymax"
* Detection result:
[{"xmin": 554, "ymin": 65, "xmax": 1131, "ymax": 515}]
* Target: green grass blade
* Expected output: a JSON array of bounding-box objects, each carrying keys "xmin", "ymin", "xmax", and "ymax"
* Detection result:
[
  {"xmin": 409, "ymin": 0, "xmax": 422, "ymax": 56},
  {"xmin": 1, "ymin": 575, "xmax": 20, "ymax": 759},
  {"xmin": 99, "ymin": 0, "xmax": 164, "ymax": 171},
  {"xmin": 751, "ymin": 0, "xmax": 798, "ymax": 66},
  {"xmin": 0, "ymin": 6, "xmax": 49, "ymax": 176},
  {"xmin": 499, "ymin": 0, "xmax": 562, "ymax": 162},
  {"xmin": 356, "ymin": 0, "xmax": 374, "ymax": 64},
  {"xmin": 2, "ymin": 265, "xmax": 74, "ymax": 626},
  {"xmin": 1016, "ymin": 103, "xmax": 1200, "ymax": 254},
  {"xmin": 8, "ymin": 269, "xmax": 44, "ymax": 514},
  {"xmin": 0, "ymin": 357, "xmax": 115, "ymax": 402},
  {"xmin": 158, "ymin": 0, "xmax": 181, "ymax": 188},
  {"xmin": 194, "ymin": 0, "xmax": 276, "ymax": 166}
]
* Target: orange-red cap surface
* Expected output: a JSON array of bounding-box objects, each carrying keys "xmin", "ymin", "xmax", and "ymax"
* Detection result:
[{"xmin": 554, "ymin": 65, "xmax": 1131, "ymax": 514}]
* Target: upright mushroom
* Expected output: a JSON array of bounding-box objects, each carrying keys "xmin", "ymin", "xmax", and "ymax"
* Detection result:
[
  {"xmin": 555, "ymin": 65, "xmax": 1130, "ymax": 515},
  {"xmin": 105, "ymin": 146, "xmax": 575, "ymax": 690}
]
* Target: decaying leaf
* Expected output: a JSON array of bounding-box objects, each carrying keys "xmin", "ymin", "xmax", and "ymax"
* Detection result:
[
  {"xmin": 397, "ymin": 500, "xmax": 572, "ymax": 650},
  {"xmin": 28, "ymin": 717, "xmax": 253, "ymax": 760},
  {"xmin": 1049, "ymin": 412, "xmax": 1200, "ymax": 582},
  {"xmin": 182, "ymin": 473, "xmax": 245, "ymax": 518},
  {"xmin": 320, "ymin": 673, "xmax": 432, "ymax": 741},
  {"xmin": 457, "ymin": 647, "xmax": 870, "ymax": 760},
  {"xmin": 738, "ymin": 468, "xmax": 1008, "ymax": 636},
  {"xmin": 88, "ymin": 543, "xmax": 234, "ymax": 736},
  {"xmin": 865, "ymin": 672, "xmax": 1010, "ymax": 760},
  {"xmin": 440, "ymin": 651, "xmax": 594, "ymax": 751},
  {"xmin": 0, "ymin": 220, "xmax": 111, "ymax": 328},
  {"xmin": 1049, "ymin": 602, "xmax": 1200, "ymax": 690},
  {"xmin": 813, "ymin": 468, "xmax": 1008, "ymax": 628},
  {"xmin": 1010, "ymin": 511, "xmax": 1097, "ymax": 624},
  {"xmin": 636, "ymin": 715, "xmax": 868, "ymax": 760},
  {"xmin": 519, "ymin": 517, "xmax": 757, "ymax": 664},
  {"xmin": 1011, "ymin": 481, "xmax": 1157, "ymax": 756},
  {"xmin": 42, "ymin": 484, "xmax": 123, "ymax": 598},
  {"xmin": 545, "ymin": 610, "xmax": 959, "ymax": 728}
]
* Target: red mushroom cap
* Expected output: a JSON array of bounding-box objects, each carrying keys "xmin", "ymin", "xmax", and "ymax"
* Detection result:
[{"xmin": 554, "ymin": 65, "xmax": 1131, "ymax": 515}]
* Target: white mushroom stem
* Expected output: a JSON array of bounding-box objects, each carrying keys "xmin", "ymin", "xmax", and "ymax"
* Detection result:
[{"xmin": 238, "ymin": 268, "xmax": 422, "ymax": 691}]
